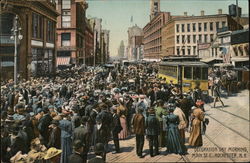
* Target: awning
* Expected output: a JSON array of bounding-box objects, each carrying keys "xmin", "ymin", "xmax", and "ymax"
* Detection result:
[
  {"xmin": 231, "ymin": 57, "xmax": 249, "ymax": 62},
  {"xmin": 57, "ymin": 57, "xmax": 71, "ymax": 66},
  {"xmin": 201, "ymin": 58, "xmax": 223, "ymax": 63}
]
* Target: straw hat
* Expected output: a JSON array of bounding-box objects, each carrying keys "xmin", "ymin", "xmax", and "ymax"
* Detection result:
[{"xmin": 44, "ymin": 147, "xmax": 62, "ymax": 160}]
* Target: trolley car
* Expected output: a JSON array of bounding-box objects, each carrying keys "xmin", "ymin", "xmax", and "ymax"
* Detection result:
[{"xmin": 158, "ymin": 57, "xmax": 209, "ymax": 94}]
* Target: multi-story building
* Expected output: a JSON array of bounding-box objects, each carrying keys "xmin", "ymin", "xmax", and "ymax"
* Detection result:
[
  {"xmin": 143, "ymin": 0, "xmax": 171, "ymax": 60},
  {"xmin": 85, "ymin": 18, "xmax": 94, "ymax": 65},
  {"xmin": 56, "ymin": 0, "xmax": 88, "ymax": 67},
  {"xmin": 102, "ymin": 29, "xmax": 110, "ymax": 63},
  {"xmin": 89, "ymin": 18, "xmax": 102, "ymax": 65},
  {"xmin": 162, "ymin": 9, "xmax": 242, "ymax": 58},
  {"xmin": 0, "ymin": 0, "xmax": 58, "ymax": 80},
  {"xmin": 127, "ymin": 25, "xmax": 143, "ymax": 61}
]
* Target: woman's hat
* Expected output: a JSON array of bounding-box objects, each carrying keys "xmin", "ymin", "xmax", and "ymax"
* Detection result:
[{"xmin": 44, "ymin": 147, "xmax": 62, "ymax": 160}]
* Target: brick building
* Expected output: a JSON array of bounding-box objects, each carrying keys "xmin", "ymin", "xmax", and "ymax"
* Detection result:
[
  {"xmin": 143, "ymin": 0, "xmax": 171, "ymax": 60},
  {"xmin": 0, "ymin": 0, "xmax": 58, "ymax": 80},
  {"xmin": 85, "ymin": 18, "xmax": 94, "ymax": 65},
  {"xmin": 56, "ymin": 0, "xmax": 88, "ymax": 68}
]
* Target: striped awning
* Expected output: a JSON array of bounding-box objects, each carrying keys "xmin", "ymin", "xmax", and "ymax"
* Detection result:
[{"xmin": 57, "ymin": 57, "xmax": 71, "ymax": 66}]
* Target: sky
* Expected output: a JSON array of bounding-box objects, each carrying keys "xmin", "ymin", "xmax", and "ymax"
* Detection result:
[{"xmin": 86, "ymin": 0, "xmax": 249, "ymax": 56}]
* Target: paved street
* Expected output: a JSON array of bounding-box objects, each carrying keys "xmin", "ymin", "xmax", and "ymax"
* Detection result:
[{"xmin": 104, "ymin": 90, "xmax": 250, "ymax": 162}]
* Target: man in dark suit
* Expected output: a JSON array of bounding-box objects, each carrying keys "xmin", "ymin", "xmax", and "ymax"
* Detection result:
[
  {"xmin": 68, "ymin": 140, "xmax": 85, "ymax": 163},
  {"xmin": 132, "ymin": 107, "xmax": 145, "ymax": 158},
  {"xmin": 88, "ymin": 143, "xmax": 105, "ymax": 163},
  {"xmin": 111, "ymin": 108, "xmax": 122, "ymax": 154},
  {"xmin": 72, "ymin": 116, "xmax": 90, "ymax": 163},
  {"xmin": 38, "ymin": 107, "xmax": 52, "ymax": 146},
  {"xmin": 145, "ymin": 108, "xmax": 160, "ymax": 157}
]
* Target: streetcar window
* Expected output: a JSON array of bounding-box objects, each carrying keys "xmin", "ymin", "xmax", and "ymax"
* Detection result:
[
  {"xmin": 202, "ymin": 67, "xmax": 208, "ymax": 80},
  {"xmin": 184, "ymin": 67, "xmax": 192, "ymax": 79},
  {"xmin": 193, "ymin": 67, "xmax": 201, "ymax": 80}
]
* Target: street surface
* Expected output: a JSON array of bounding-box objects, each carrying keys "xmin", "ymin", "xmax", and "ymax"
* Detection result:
[{"xmin": 102, "ymin": 90, "xmax": 250, "ymax": 162}]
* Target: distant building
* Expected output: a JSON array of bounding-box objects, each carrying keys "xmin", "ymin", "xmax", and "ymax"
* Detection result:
[
  {"xmin": 162, "ymin": 9, "xmax": 243, "ymax": 59},
  {"xmin": 101, "ymin": 29, "xmax": 110, "ymax": 64},
  {"xmin": 150, "ymin": 0, "xmax": 160, "ymax": 21},
  {"xmin": 0, "ymin": 0, "xmax": 59, "ymax": 80},
  {"xmin": 118, "ymin": 40, "xmax": 125, "ymax": 58},
  {"xmin": 127, "ymin": 25, "xmax": 143, "ymax": 61},
  {"xmin": 56, "ymin": 0, "xmax": 88, "ymax": 68}
]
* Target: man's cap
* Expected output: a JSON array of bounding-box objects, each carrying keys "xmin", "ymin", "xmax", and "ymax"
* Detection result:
[{"xmin": 73, "ymin": 140, "xmax": 85, "ymax": 149}]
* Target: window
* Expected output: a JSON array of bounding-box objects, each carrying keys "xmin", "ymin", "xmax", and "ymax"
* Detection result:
[
  {"xmin": 216, "ymin": 22, "xmax": 220, "ymax": 31},
  {"xmin": 204, "ymin": 34, "xmax": 208, "ymax": 43},
  {"xmin": 198, "ymin": 34, "xmax": 202, "ymax": 43},
  {"xmin": 61, "ymin": 33, "xmax": 71, "ymax": 46},
  {"xmin": 62, "ymin": 10, "xmax": 71, "ymax": 28},
  {"xmin": 182, "ymin": 24, "xmax": 185, "ymax": 32},
  {"xmin": 187, "ymin": 47, "xmax": 191, "ymax": 55},
  {"xmin": 210, "ymin": 34, "xmax": 214, "ymax": 42},
  {"xmin": 222, "ymin": 21, "xmax": 226, "ymax": 27},
  {"xmin": 204, "ymin": 22, "xmax": 207, "ymax": 32},
  {"xmin": 32, "ymin": 13, "xmax": 43, "ymax": 39},
  {"xmin": 187, "ymin": 35, "xmax": 190, "ymax": 43},
  {"xmin": 176, "ymin": 24, "xmax": 179, "ymax": 33},
  {"xmin": 193, "ymin": 46, "xmax": 196, "ymax": 55},
  {"xmin": 193, "ymin": 35, "xmax": 196, "ymax": 43},
  {"xmin": 192, "ymin": 23, "xmax": 196, "ymax": 32},
  {"xmin": 184, "ymin": 67, "xmax": 192, "ymax": 79},
  {"xmin": 0, "ymin": 13, "xmax": 14, "ymax": 35},
  {"xmin": 198, "ymin": 23, "xmax": 202, "ymax": 32},
  {"xmin": 47, "ymin": 20, "xmax": 55, "ymax": 42},
  {"xmin": 176, "ymin": 35, "xmax": 180, "ymax": 44},
  {"xmin": 187, "ymin": 24, "xmax": 190, "ymax": 32},
  {"xmin": 182, "ymin": 47, "xmax": 185, "ymax": 55},
  {"xmin": 62, "ymin": 0, "xmax": 71, "ymax": 9},
  {"xmin": 193, "ymin": 67, "xmax": 201, "ymax": 79},
  {"xmin": 182, "ymin": 35, "xmax": 185, "ymax": 43},
  {"xmin": 202, "ymin": 67, "xmax": 208, "ymax": 80},
  {"xmin": 210, "ymin": 22, "xmax": 213, "ymax": 31},
  {"xmin": 177, "ymin": 47, "xmax": 180, "ymax": 55}
]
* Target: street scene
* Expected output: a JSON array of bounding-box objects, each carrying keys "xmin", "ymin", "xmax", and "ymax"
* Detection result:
[{"xmin": 0, "ymin": 0, "xmax": 249, "ymax": 163}]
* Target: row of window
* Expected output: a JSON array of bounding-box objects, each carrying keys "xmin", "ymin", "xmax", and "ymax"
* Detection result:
[
  {"xmin": 176, "ymin": 34, "xmax": 214, "ymax": 44},
  {"xmin": 176, "ymin": 46, "xmax": 196, "ymax": 56},
  {"xmin": 32, "ymin": 13, "xmax": 55, "ymax": 42},
  {"xmin": 184, "ymin": 67, "xmax": 208, "ymax": 80},
  {"xmin": 159, "ymin": 65, "xmax": 177, "ymax": 78},
  {"xmin": 176, "ymin": 21, "xmax": 226, "ymax": 33}
]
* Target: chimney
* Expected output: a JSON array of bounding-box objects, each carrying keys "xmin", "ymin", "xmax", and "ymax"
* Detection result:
[
  {"xmin": 218, "ymin": 9, "xmax": 222, "ymax": 14},
  {"xmin": 201, "ymin": 10, "xmax": 205, "ymax": 16},
  {"xmin": 184, "ymin": 12, "xmax": 187, "ymax": 16}
]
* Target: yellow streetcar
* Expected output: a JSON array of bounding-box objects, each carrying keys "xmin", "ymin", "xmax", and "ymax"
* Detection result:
[{"xmin": 158, "ymin": 57, "xmax": 209, "ymax": 94}]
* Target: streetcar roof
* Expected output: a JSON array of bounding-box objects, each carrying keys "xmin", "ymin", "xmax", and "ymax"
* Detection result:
[{"xmin": 159, "ymin": 61, "xmax": 208, "ymax": 67}]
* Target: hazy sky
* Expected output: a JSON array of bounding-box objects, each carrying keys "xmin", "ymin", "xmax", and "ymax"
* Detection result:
[{"xmin": 86, "ymin": 0, "xmax": 249, "ymax": 56}]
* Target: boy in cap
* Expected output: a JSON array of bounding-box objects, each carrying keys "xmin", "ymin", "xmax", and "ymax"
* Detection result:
[
  {"xmin": 88, "ymin": 143, "xmax": 105, "ymax": 163},
  {"xmin": 68, "ymin": 140, "xmax": 85, "ymax": 163},
  {"xmin": 145, "ymin": 108, "xmax": 160, "ymax": 157}
]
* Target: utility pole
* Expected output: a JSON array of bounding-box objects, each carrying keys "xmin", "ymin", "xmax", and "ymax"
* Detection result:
[
  {"xmin": 10, "ymin": 15, "xmax": 23, "ymax": 85},
  {"xmin": 236, "ymin": 0, "xmax": 240, "ymax": 30}
]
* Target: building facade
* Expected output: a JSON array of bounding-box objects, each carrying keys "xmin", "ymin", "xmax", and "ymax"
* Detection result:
[
  {"xmin": 143, "ymin": 12, "xmax": 171, "ymax": 60},
  {"xmin": 85, "ymin": 18, "xmax": 94, "ymax": 65},
  {"xmin": 162, "ymin": 9, "xmax": 242, "ymax": 59},
  {"xmin": 127, "ymin": 25, "xmax": 143, "ymax": 61},
  {"xmin": 0, "ymin": 0, "xmax": 58, "ymax": 80},
  {"xmin": 102, "ymin": 29, "xmax": 110, "ymax": 63},
  {"xmin": 56, "ymin": 0, "xmax": 88, "ymax": 68}
]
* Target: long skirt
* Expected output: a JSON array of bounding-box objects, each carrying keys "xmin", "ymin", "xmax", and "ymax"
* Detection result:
[
  {"xmin": 166, "ymin": 126, "xmax": 187, "ymax": 155},
  {"xmin": 61, "ymin": 137, "xmax": 72, "ymax": 163},
  {"xmin": 119, "ymin": 117, "xmax": 128, "ymax": 140},
  {"xmin": 189, "ymin": 119, "xmax": 203, "ymax": 147}
]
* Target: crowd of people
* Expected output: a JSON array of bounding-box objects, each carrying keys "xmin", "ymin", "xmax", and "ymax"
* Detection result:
[{"xmin": 1, "ymin": 64, "xmax": 209, "ymax": 163}]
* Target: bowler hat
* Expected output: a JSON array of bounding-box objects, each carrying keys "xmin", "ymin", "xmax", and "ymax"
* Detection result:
[{"xmin": 95, "ymin": 143, "xmax": 105, "ymax": 154}]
